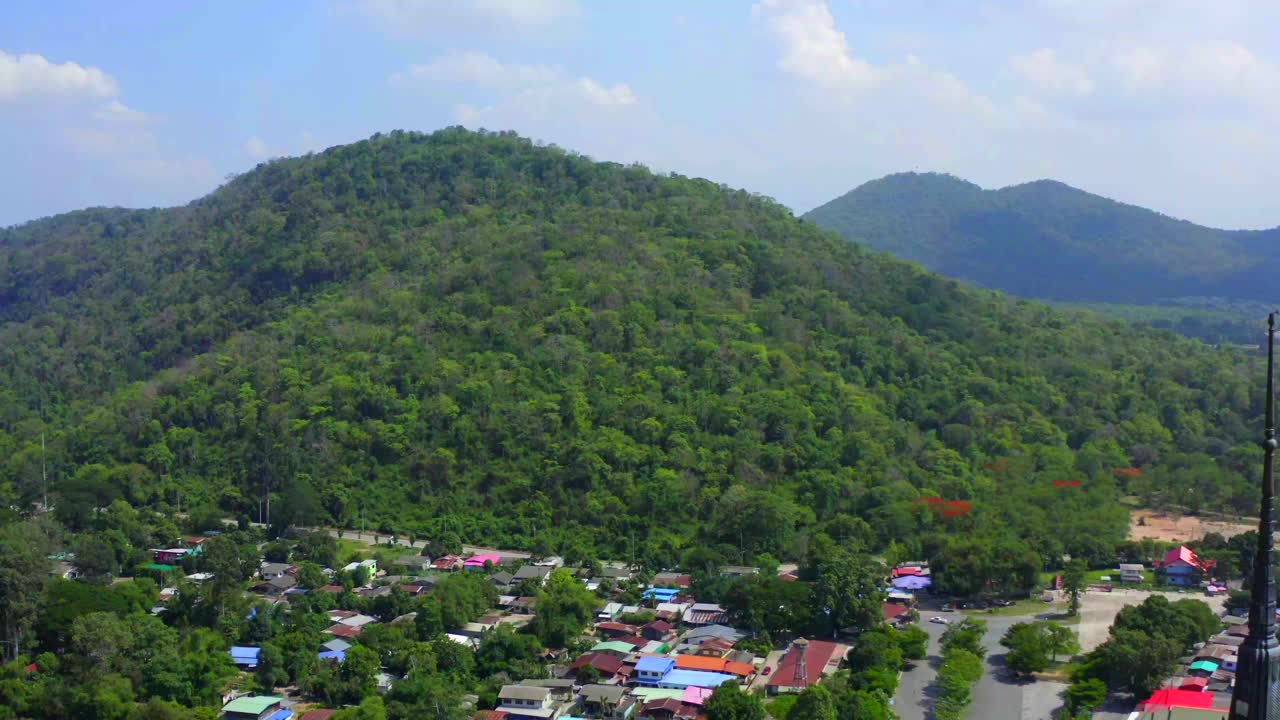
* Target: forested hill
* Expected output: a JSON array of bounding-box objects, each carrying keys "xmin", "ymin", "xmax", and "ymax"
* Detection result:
[
  {"xmin": 803, "ymin": 172, "xmax": 1280, "ymax": 306},
  {"xmin": 0, "ymin": 129, "xmax": 1264, "ymax": 570}
]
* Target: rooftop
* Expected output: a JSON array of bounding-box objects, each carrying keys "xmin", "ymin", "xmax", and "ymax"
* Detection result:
[
  {"xmin": 657, "ymin": 669, "xmax": 735, "ymax": 688},
  {"xmin": 498, "ymin": 685, "xmax": 550, "ymax": 702},
  {"xmin": 222, "ymin": 696, "xmax": 283, "ymax": 715},
  {"xmin": 769, "ymin": 639, "xmax": 841, "ymax": 689}
]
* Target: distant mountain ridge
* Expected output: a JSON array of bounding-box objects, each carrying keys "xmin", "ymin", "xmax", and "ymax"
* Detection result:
[{"xmin": 804, "ymin": 172, "xmax": 1280, "ymax": 305}]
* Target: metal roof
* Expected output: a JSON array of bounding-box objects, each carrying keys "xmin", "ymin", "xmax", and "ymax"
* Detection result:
[
  {"xmin": 222, "ymin": 696, "xmax": 283, "ymax": 715},
  {"xmin": 498, "ymin": 685, "xmax": 550, "ymax": 701}
]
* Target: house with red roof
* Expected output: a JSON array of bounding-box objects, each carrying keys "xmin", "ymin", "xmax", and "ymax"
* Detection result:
[
  {"xmin": 1157, "ymin": 546, "xmax": 1215, "ymax": 587},
  {"xmin": 569, "ymin": 652, "xmax": 624, "ymax": 680},
  {"xmin": 1140, "ymin": 688, "xmax": 1215, "ymax": 710},
  {"xmin": 767, "ymin": 639, "xmax": 842, "ymax": 694},
  {"xmin": 882, "ymin": 603, "xmax": 913, "ymax": 626},
  {"xmin": 595, "ymin": 622, "xmax": 640, "ymax": 638},
  {"xmin": 433, "ymin": 555, "xmax": 464, "ymax": 571},
  {"xmin": 640, "ymin": 698, "xmax": 698, "ymax": 719},
  {"xmin": 324, "ymin": 623, "xmax": 363, "ymax": 639}
]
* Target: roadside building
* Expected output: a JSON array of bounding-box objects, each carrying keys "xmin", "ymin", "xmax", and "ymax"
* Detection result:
[{"xmin": 1119, "ymin": 564, "xmax": 1146, "ymax": 583}]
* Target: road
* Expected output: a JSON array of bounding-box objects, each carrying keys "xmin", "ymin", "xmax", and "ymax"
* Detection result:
[
  {"xmin": 897, "ymin": 589, "xmax": 1232, "ymax": 720},
  {"xmin": 893, "ymin": 614, "xmax": 947, "ymax": 720},
  {"xmin": 895, "ymin": 609, "xmax": 1068, "ymax": 720}
]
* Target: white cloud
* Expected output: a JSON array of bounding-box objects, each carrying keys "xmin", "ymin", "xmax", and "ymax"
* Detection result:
[
  {"xmin": 751, "ymin": 0, "xmax": 877, "ymax": 90},
  {"xmin": 91, "ymin": 99, "xmax": 151, "ymax": 125},
  {"xmin": 575, "ymin": 78, "xmax": 637, "ymax": 108},
  {"xmin": 353, "ymin": 0, "xmax": 578, "ymax": 35},
  {"xmin": 391, "ymin": 51, "xmax": 560, "ymax": 90},
  {"xmin": 63, "ymin": 124, "xmax": 214, "ymax": 187},
  {"xmin": 392, "ymin": 51, "xmax": 637, "ymax": 116},
  {"xmin": 1009, "ymin": 48, "xmax": 1093, "ymax": 97},
  {"xmin": 0, "ymin": 50, "xmax": 118, "ymax": 103},
  {"xmin": 1111, "ymin": 41, "xmax": 1280, "ymax": 114},
  {"xmin": 1112, "ymin": 46, "xmax": 1166, "ymax": 89},
  {"xmin": 244, "ymin": 135, "xmax": 272, "ymax": 160}
]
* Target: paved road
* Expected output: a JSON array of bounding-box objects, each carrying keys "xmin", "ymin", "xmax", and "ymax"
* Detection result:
[
  {"xmin": 749, "ymin": 650, "xmax": 785, "ymax": 692},
  {"xmin": 895, "ymin": 610, "xmax": 1070, "ymax": 720},
  {"xmin": 893, "ymin": 616, "xmax": 948, "ymax": 720}
]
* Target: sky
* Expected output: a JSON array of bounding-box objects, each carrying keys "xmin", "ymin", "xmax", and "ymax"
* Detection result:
[{"xmin": 2, "ymin": 0, "xmax": 1279, "ymax": 229}]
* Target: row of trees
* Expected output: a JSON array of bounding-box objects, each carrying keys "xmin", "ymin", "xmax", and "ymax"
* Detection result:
[{"xmin": 934, "ymin": 618, "xmax": 986, "ymax": 720}]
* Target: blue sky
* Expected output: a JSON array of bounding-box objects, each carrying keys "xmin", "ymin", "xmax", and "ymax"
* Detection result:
[{"xmin": 2, "ymin": 0, "xmax": 1279, "ymax": 229}]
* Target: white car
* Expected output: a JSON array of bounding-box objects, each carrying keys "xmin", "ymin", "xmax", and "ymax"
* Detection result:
[{"xmin": 929, "ymin": 616, "xmax": 950, "ymax": 625}]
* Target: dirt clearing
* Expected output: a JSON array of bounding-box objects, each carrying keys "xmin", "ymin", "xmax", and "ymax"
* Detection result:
[{"xmin": 1128, "ymin": 509, "xmax": 1254, "ymax": 543}]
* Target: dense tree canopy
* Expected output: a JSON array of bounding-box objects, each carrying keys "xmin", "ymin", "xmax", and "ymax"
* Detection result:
[
  {"xmin": 805, "ymin": 171, "xmax": 1280, "ymax": 343},
  {"xmin": 0, "ymin": 128, "xmax": 1264, "ymax": 576}
]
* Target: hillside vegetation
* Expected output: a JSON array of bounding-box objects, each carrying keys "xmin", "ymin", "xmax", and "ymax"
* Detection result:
[
  {"xmin": 0, "ymin": 129, "xmax": 1266, "ymax": 569},
  {"xmin": 804, "ymin": 173, "xmax": 1280, "ymax": 341}
]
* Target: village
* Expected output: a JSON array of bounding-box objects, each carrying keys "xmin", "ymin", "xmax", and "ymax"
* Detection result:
[{"xmin": 53, "ymin": 521, "xmax": 1252, "ymax": 720}]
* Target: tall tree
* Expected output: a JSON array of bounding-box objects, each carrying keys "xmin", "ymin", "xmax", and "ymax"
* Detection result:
[
  {"xmin": 810, "ymin": 549, "xmax": 884, "ymax": 636},
  {"xmin": 705, "ymin": 682, "xmax": 765, "ymax": 720},
  {"xmin": 1062, "ymin": 558, "xmax": 1086, "ymax": 616},
  {"xmin": 0, "ymin": 521, "xmax": 51, "ymax": 660}
]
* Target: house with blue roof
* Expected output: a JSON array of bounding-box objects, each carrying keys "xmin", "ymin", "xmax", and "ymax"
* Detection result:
[
  {"xmin": 641, "ymin": 587, "xmax": 679, "ymax": 603},
  {"xmin": 229, "ymin": 646, "xmax": 262, "ymax": 668},
  {"xmin": 635, "ymin": 656, "xmax": 675, "ymax": 684},
  {"xmin": 656, "ymin": 669, "xmax": 735, "ymax": 689}
]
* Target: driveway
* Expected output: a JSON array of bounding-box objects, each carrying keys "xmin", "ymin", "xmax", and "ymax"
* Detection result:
[{"xmin": 750, "ymin": 650, "xmax": 786, "ymax": 692}]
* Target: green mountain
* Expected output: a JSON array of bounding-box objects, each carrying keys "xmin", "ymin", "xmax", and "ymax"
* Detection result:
[
  {"xmin": 0, "ymin": 130, "xmax": 1264, "ymax": 568},
  {"xmin": 804, "ymin": 172, "xmax": 1280, "ymax": 309}
]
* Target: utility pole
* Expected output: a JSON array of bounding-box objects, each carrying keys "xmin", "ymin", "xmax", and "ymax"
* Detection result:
[
  {"xmin": 40, "ymin": 431, "xmax": 48, "ymax": 512},
  {"xmin": 1230, "ymin": 312, "xmax": 1280, "ymax": 720}
]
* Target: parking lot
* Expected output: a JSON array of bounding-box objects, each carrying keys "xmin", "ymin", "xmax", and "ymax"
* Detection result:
[{"xmin": 895, "ymin": 606, "xmax": 1069, "ymax": 720}]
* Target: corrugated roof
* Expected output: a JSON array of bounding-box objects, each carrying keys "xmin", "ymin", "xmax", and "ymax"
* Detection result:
[
  {"xmin": 1141, "ymin": 688, "xmax": 1215, "ymax": 710},
  {"xmin": 657, "ymin": 669, "xmax": 735, "ymax": 688},
  {"xmin": 498, "ymin": 685, "xmax": 550, "ymax": 702},
  {"xmin": 592, "ymin": 640, "xmax": 638, "ymax": 654},
  {"xmin": 223, "ymin": 696, "xmax": 283, "ymax": 715},
  {"xmin": 769, "ymin": 639, "xmax": 841, "ymax": 689},
  {"xmin": 571, "ymin": 652, "xmax": 624, "ymax": 675},
  {"xmin": 580, "ymin": 684, "xmax": 625, "ymax": 703},
  {"xmin": 675, "ymin": 655, "xmax": 726, "ymax": 672},
  {"xmin": 636, "ymin": 656, "xmax": 676, "ymax": 673}
]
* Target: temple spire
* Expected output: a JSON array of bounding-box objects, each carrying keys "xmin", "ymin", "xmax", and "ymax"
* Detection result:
[{"xmin": 1230, "ymin": 312, "xmax": 1280, "ymax": 720}]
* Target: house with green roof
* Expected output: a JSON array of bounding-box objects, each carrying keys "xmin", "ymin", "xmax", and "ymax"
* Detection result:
[
  {"xmin": 590, "ymin": 640, "xmax": 637, "ymax": 658},
  {"xmin": 222, "ymin": 695, "xmax": 283, "ymax": 720}
]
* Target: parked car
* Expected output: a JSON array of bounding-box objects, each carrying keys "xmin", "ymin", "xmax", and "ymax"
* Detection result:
[
  {"xmin": 929, "ymin": 616, "xmax": 950, "ymax": 625},
  {"xmin": 762, "ymin": 666, "xmax": 772, "ymax": 676},
  {"xmin": 992, "ymin": 599, "xmax": 1012, "ymax": 607}
]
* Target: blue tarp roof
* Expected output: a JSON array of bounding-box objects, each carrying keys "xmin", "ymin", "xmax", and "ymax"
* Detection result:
[
  {"xmin": 636, "ymin": 656, "xmax": 675, "ymax": 673},
  {"xmin": 318, "ymin": 650, "xmax": 346, "ymax": 661},
  {"xmin": 264, "ymin": 710, "xmax": 293, "ymax": 720},
  {"xmin": 642, "ymin": 587, "xmax": 679, "ymax": 600},
  {"xmin": 657, "ymin": 669, "xmax": 735, "ymax": 688},
  {"xmin": 229, "ymin": 646, "xmax": 262, "ymax": 664},
  {"xmin": 891, "ymin": 576, "xmax": 932, "ymax": 590}
]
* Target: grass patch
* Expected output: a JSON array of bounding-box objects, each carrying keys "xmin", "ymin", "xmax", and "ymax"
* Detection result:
[
  {"xmin": 767, "ymin": 695, "xmax": 797, "ymax": 719},
  {"xmin": 960, "ymin": 597, "xmax": 1054, "ymax": 617},
  {"xmin": 336, "ymin": 539, "xmax": 373, "ymax": 563},
  {"xmin": 1034, "ymin": 660, "xmax": 1082, "ymax": 683}
]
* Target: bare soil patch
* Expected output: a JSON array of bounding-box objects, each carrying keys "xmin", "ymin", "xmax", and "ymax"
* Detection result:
[{"xmin": 1128, "ymin": 509, "xmax": 1254, "ymax": 543}]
